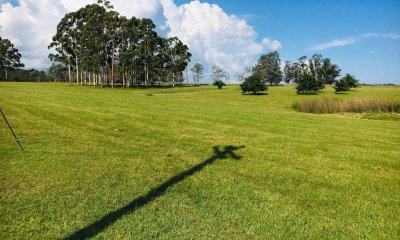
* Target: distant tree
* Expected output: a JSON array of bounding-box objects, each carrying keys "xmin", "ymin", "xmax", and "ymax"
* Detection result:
[
  {"xmin": 333, "ymin": 78, "xmax": 348, "ymax": 93},
  {"xmin": 0, "ymin": 37, "xmax": 24, "ymax": 80},
  {"xmin": 283, "ymin": 61, "xmax": 300, "ymax": 84},
  {"xmin": 321, "ymin": 58, "xmax": 341, "ymax": 84},
  {"xmin": 343, "ymin": 74, "xmax": 359, "ymax": 89},
  {"xmin": 334, "ymin": 74, "xmax": 359, "ymax": 92},
  {"xmin": 213, "ymin": 80, "xmax": 226, "ymax": 89},
  {"xmin": 211, "ymin": 64, "xmax": 229, "ymax": 83},
  {"xmin": 309, "ymin": 54, "xmax": 323, "ymax": 79},
  {"xmin": 164, "ymin": 37, "xmax": 192, "ymax": 86},
  {"xmin": 298, "ymin": 56, "xmax": 309, "ymax": 73},
  {"xmin": 235, "ymin": 67, "xmax": 251, "ymax": 84},
  {"xmin": 48, "ymin": 10, "xmax": 83, "ymax": 85},
  {"xmin": 190, "ymin": 63, "xmax": 203, "ymax": 85},
  {"xmin": 47, "ymin": 63, "xmax": 68, "ymax": 82},
  {"xmin": 253, "ymin": 51, "xmax": 282, "ymax": 85},
  {"xmin": 296, "ymin": 73, "xmax": 322, "ymax": 94},
  {"xmin": 49, "ymin": 2, "xmax": 191, "ymax": 88},
  {"xmin": 295, "ymin": 54, "xmax": 335, "ymax": 92},
  {"xmin": 240, "ymin": 74, "xmax": 267, "ymax": 94}
]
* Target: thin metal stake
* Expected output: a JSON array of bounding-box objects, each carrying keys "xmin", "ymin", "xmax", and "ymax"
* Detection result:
[{"xmin": 0, "ymin": 108, "xmax": 24, "ymax": 151}]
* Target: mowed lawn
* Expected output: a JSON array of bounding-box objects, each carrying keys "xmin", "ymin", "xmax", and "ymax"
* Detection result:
[{"xmin": 0, "ymin": 82, "xmax": 399, "ymax": 239}]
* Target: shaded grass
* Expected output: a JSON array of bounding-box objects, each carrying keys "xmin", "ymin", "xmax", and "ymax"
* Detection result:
[
  {"xmin": 0, "ymin": 83, "xmax": 399, "ymax": 239},
  {"xmin": 293, "ymin": 96, "xmax": 400, "ymax": 113}
]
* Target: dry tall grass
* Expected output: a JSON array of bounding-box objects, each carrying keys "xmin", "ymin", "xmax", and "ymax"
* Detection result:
[{"xmin": 293, "ymin": 96, "xmax": 400, "ymax": 114}]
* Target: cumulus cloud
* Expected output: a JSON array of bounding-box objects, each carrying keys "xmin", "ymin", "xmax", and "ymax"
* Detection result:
[
  {"xmin": 0, "ymin": 0, "xmax": 67, "ymax": 68},
  {"xmin": 262, "ymin": 37, "xmax": 282, "ymax": 50},
  {"xmin": 0, "ymin": 0, "xmax": 164, "ymax": 68},
  {"xmin": 60, "ymin": 0, "xmax": 162, "ymax": 19},
  {"xmin": 161, "ymin": 0, "xmax": 278, "ymax": 76},
  {"xmin": 1, "ymin": 0, "xmax": 280, "ymax": 77}
]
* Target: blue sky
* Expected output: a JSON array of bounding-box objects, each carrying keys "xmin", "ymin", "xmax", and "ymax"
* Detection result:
[
  {"xmin": 175, "ymin": 0, "xmax": 400, "ymax": 84},
  {"xmin": 1, "ymin": 0, "xmax": 399, "ymax": 83}
]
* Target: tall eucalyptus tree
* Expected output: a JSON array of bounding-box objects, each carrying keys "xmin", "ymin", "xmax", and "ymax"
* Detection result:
[
  {"xmin": 0, "ymin": 37, "xmax": 24, "ymax": 80},
  {"xmin": 49, "ymin": 1, "xmax": 191, "ymax": 88},
  {"xmin": 164, "ymin": 37, "xmax": 192, "ymax": 86}
]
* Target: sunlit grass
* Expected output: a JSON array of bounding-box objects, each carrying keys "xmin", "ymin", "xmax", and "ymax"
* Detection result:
[{"xmin": 0, "ymin": 83, "xmax": 399, "ymax": 239}]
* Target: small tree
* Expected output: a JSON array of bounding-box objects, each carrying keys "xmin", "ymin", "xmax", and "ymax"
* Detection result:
[
  {"xmin": 240, "ymin": 75, "xmax": 267, "ymax": 94},
  {"xmin": 321, "ymin": 58, "xmax": 341, "ymax": 84},
  {"xmin": 211, "ymin": 65, "xmax": 229, "ymax": 83},
  {"xmin": 253, "ymin": 51, "xmax": 282, "ymax": 85},
  {"xmin": 283, "ymin": 61, "xmax": 300, "ymax": 84},
  {"xmin": 296, "ymin": 73, "xmax": 322, "ymax": 94},
  {"xmin": 334, "ymin": 74, "xmax": 359, "ymax": 92},
  {"xmin": 47, "ymin": 63, "xmax": 68, "ymax": 82},
  {"xmin": 190, "ymin": 63, "xmax": 203, "ymax": 85},
  {"xmin": 213, "ymin": 80, "xmax": 226, "ymax": 89},
  {"xmin": 0, "ymin": 37, "xmax": 24, "ymax": 80}
]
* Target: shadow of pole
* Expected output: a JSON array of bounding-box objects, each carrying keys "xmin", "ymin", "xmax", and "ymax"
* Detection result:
[{"xmin": 64, "ymin": 145, "xmax": 245, "ymax": 240}]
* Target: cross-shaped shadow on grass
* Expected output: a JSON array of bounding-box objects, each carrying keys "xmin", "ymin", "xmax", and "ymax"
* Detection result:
[{"xmin": 64, "ymin": 145, "xmax": 245, "ymax": 239}]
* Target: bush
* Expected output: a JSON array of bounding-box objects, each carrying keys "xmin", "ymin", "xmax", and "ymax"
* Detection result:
[
  {"xmin": 296, "ymin": 73, "xmax": 324, "ymax": 94},
  {"xmin": 213, "ymin": 80, "xmax": 226, "ymax": 89},
  {"xmin": 240, "ymin": 75, "xmax": 267, "ymax": 94},
  {"xmin": 293, "ymin": 96, "xmax": 400, "ymax": 114},
  {"xmin": 334, "ymin": 74, "xmax": 359, "ymax": 92}
]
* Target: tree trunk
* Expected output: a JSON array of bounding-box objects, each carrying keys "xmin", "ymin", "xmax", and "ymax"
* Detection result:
[
  {"xmin": 111, "ymin": 40, "xmax": 115, "ymax": 88},
  {"xmin": 145, "ymin": 60, "xmax": 148, "ymax": 87},
  {"xmin": 186, "ymin": 68, "xmax": 189, "ymax": 85},
  {"xmin": 5, "ymin": 69, "xmax": 7, "ymax": 81},
  {"xmin": 75, "ymin": 56, "xmax": 79, "ymax": 85},
  {"xmin": 68, "ymin": 64, "xmax": 71, "ymax": 84}
]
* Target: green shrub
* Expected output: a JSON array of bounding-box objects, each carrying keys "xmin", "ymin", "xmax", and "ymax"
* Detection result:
[
  {"xmin": 293, "ymin": 96, "xmax": 400, "ymax": 114},
  {"xmin": 213, "ymin": 80, "xmax": 226, "ymax": 89},
  {"xmin": 240, "ymin": 74, "xmax": 267, "ymax": 94},
  {"xmin": 334, "ymin": 74, "xmax": 359, "ymax": 92},
  {"xmin": 296, "ymin": 73, "xmax": 324, "ymax": 94}
]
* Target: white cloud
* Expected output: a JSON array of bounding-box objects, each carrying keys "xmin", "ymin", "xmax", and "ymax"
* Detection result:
[
  {"xmin": 0, "ymin": 0, "xmax": 164, "ymax": 69},
  {"xmin": 310, "ymin": 32, "xmax": 400, "ymax": 51},
  {"xmin": 60, "ymin": 0, "xmax": 162, "ymax": 19},
  {"xmin": 161, "ymin": 0, "xmax": 275, "ymax": 76},
  {"xmin": 310, "ymin": 37, "xmax": 357, "ymax": 51},
  {"xmin": 1, "ymin": 0, "xmax": 280, "ymax": 76},
  {"xmin": 363, "ymin": 32, "xmax": 400, "ymax": 40},
  {"xmin": 262, "ymin": 37, "xmax": 282, "ymax": 50},
  {"xmin": 0, "ymin": 0, "xmax": 67, "ymax": 68}
]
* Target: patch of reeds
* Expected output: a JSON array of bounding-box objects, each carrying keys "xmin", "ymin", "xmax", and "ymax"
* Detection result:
[{"xmin": 293, "ymin": 96, "xmax": 400, "ymax": 114}]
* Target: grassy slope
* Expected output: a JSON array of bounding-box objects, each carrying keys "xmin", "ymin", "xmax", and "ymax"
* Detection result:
[{"xmin": 0, "ymin": 83, "xmax": 399, "ymax": 239}]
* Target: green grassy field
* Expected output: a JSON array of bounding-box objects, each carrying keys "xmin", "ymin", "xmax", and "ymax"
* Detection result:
[{"xmin": 1, "ymin": 82, "xmax": 399, "ymax": 239}]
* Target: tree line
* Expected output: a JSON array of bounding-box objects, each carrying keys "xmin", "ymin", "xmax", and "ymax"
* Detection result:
[
  {"xmin": 48, "ymin": 0, "xmax": 191, "ymax": 88},
  {"xmin": 239, "ymin": 51, "xmax": 359, "ymax": 94},
  {"xmin": 0, "ymin": 0, "xmax": 360, "ymax": 93}
]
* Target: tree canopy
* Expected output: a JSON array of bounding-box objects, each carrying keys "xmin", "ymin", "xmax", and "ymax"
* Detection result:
[
  {"xmin": 213, "ymin": 80, "xmax": 226, "ymax": 89},
  {"xmin": 211, "ymin": 65, "xmax": 229, "ymax": 83},
  {"xmin": 334, "ymin": 74, "xmax": 359, "ymax": 92},
  {"xmin": 0, "ymin": 37, "xmax": 24, "ymax": 80},
  {"xmin": 190, "ymin": 63, "xmax": 204, "ymax": 85},
  {"xmin": 282, "ymin": 54, "xmax": 345, "ymax": 94},
  {"xmin": 253, "ymin": 51, "xmax": 282, "ymax": 85},
  {"xmin": 240, "ymin": 74, "xmax": 267, "ymax": 94},
  {"xmin": 48, "ymin": 2, "xmax": 191, "ymax": 87}
]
